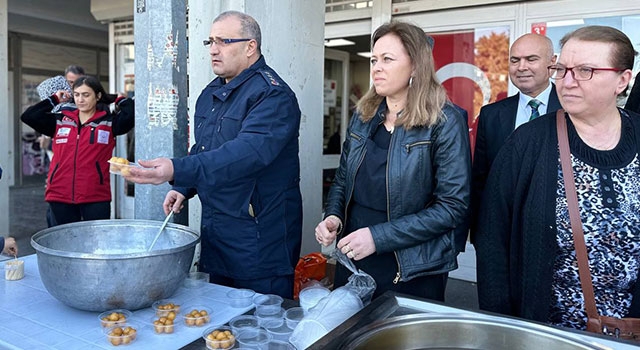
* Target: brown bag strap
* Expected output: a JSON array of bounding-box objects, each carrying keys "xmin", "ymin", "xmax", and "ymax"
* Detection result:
[{"xmin": 556, "ymin": 110, "xmax": 600, "ymax": 319}]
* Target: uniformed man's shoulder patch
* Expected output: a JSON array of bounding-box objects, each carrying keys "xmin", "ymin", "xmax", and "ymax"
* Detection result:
[{"xmin": 260, "ymin": 70, "xmax": 280, "ymax": 86}]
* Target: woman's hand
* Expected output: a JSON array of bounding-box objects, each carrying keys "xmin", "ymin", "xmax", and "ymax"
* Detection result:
[
  {"xmin": 2, "ymin": 237, "xmax": 18, "ymax": 256},
  {"xmin": 54, "ymin": 90, "xmax": 71, "ymax": 103},
  {"xmin": 337, "ymin": 227, "xmax": 376, "ymax": 260},
  {"xmin": 315, "ymin": 215, "xmax": 342, "ymax": 247}
]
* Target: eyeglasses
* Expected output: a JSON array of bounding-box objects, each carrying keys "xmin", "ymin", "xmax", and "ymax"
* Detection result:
[
  {"xmin": 203, "ymin": 37, "xmax": 251, "ymax": 47},
  {"xmin": 547, "ymin": 65, "xmax": 624, "ymax": 81}
]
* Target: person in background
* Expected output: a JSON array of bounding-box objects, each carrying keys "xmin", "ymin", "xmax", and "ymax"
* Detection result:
[
  {"xmin": 123, "ymin": 11, "xmax": 302, "ymax": 299},
  {"xmin": 470, "ymin": 33, "xmax": 562, "ymax": 244},
  {"xmin": 625, "ymin": 72, "xmax": 640, "ymax": 114},
  {"xmin": 315, "ymin": 21, "xmax": 471, "ymax": 301},
  {"xmin": 20, "ymin": 76, "xmax": 134, "ymax": 226},
  {"xmin": 476, "ymin": 26, "xmax": 640, "ymax": 330},
  {"xmin": 36, "ymin": 67, "xmax": 86, "ymax": 227},
  {"xmin": 64, "ymin": 65, "xmax": 85, "ymax": 87},
  {"xmin": 0, "ymin": 165, "xmax": 18, "ymax": 256}
]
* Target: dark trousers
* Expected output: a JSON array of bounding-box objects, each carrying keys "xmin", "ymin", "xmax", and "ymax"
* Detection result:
[
  {"xmin": 334, "ymin": 251, "xmax": 448, "ymax": 302},
  {"xmin": 48, "ymin": 201, "xmax": 111, "ymax": 226},
  {"xmin": 209, "ymin": 273, "xmax": 294, "ymax": 300}
]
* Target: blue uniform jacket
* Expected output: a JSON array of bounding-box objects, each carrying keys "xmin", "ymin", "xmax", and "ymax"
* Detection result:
[{"xmin": 171, "ymin": 56, "xmax": 303, "ymax": 280}]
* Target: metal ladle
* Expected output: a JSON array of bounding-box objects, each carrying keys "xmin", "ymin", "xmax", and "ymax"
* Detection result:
[{"xmin": 148, "ymin": 210, "xmax": 174, "ymax": 252}]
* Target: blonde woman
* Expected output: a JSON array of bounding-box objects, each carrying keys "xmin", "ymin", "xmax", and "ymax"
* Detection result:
[{"xmin": 315, "ymin": 21, "xmax": 471, "ymax": 300}]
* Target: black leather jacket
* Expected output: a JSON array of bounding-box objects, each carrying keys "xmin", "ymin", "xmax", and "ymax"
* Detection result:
[{"xmin": 325, "ymin": 101, "xmax": 471, "ymax": 282}]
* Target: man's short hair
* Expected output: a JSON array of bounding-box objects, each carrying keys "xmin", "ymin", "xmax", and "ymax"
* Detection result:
[
  {"xmin": 64, "ymin": 65, "xmax": 85, "ymax": 76},
  {"xmin": 213, "ymin": 11, "xmax": 262, "ymax": 54}
]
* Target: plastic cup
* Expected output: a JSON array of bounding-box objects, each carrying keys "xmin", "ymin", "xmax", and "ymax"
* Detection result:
[
  {"xmin": 264, "ymin": 321, "xmax": 293, "ymax": 342},
  {"xmin": 236, "ymin": 328, "xmax": 272, "ymax": 349},
  {"xmin": 152, "ymin": 299, "xmax": 181, "ymax": 317},
  {"xmin": 183, "ymin": 305, "xmax": 212, "ymax": 327},
  {"xmin": 253, "ymin": 294, "xmax": 283, "ymax": 315},
  {"xmin": 229, "ymin": 315, "xmax": 260, "ymax": 335},
  {"xmin": 298, "ymin": 287, "xmax": 330, "ymax": 314},
  {"xmin": 150, "ymin": 315, "xmax": 178, "ymax": 334},
  {"xmin": 254, "ymin": 307, "xmax": 284, "ymax": 327},
  {"xmin": 99, "ymin": 309, "xmax": 133, "ymax": 328},
  {"xmin": 202, "ymin": 325, "xmax": 236, "ymax": 350},
  {"xmin": 4, "ymin": 260, "xmax": 24, "ymax": 281},
  {"xmin": 227, "ymin": 288, "xmax": 256, "ymax": 308},
  {"xmin": 104, "ymin": 323, "xmax": 138, "ymax": 346},
  {"xmin": 284, "ymin": 307, "xmax": 304, "ymax": 329},
  {"xmin": 108, "ymin": 159, "xmax": 139, "ymax": 176},
  {"xmin": 184, "ymin": 271, "xmax": 210, "ymax": 288}
]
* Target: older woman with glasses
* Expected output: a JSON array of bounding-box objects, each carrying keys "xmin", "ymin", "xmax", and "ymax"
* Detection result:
[{"xmin": 476, "ymin": 25, "xmax": 640, "ymax": 331}]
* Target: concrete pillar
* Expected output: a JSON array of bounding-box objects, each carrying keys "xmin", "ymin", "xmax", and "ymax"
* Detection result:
[
  {"xmin": 0, "ymin": 0, "xmax": 9, "ymax": 236},
  {"xmin": 133, "ymin": 0, "xmax": 189, "ymax": 222},
  {"xmin": 187, "ymin": 1, "xmax": 325, "ymax": 256},
  {"xmin": 371, "ymin": 0, "xmax": 393, "ymax": 32}
]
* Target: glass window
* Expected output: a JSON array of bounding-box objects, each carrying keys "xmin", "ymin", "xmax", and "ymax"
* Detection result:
[
  {"xmin": 431, "ymin": 26, "xmax": 511, "ymax": 153},
  {"xmin": 22, "ymin": 41, "xmax": 97, "ymax": 73},
  {"xmin": 534, "ymin": 15, "xmax": 640, "ymax": 106},
  {"xmin": 20, "ymin": 74, "xmax": 52, "ymax": 178},
  {"xmin": 100, "ymin": 51, "xmax": 109, "ymax": 77}
]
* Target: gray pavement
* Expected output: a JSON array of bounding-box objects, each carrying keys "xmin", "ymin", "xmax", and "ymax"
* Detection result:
[{"xmin": 5, "ymin": 179, "xmax": 478, "ymax": 310}]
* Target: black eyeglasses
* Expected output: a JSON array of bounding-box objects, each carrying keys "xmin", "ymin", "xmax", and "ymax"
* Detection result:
[
  {"xmin": 548, "ymin": 65, "xmax": 624, "ymax": 81},
  {"xmin": 203, "ymin": 37, "xmax": 251, "ymax": 47}
]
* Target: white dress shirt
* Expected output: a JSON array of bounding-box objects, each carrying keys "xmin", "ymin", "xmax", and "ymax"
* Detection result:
[{"xmin": 514, "ymin": 83, "xmax": 553, "ymax": 129}]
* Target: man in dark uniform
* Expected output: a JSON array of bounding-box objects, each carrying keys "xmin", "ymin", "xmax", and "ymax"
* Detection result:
[{"xmin": 125, "ymin": 11, "xmax": 302, "ymax": 299}]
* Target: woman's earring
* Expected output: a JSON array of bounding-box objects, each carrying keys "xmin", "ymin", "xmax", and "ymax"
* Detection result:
[{"xmin": 409, "ymin": 76, "xmax": 414, "ymax": 87}]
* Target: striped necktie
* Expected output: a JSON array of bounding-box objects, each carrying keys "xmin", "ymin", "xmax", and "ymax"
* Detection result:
[{"xmin": 528, "ymin": 99, "xmax": 541, "ymax": 121}]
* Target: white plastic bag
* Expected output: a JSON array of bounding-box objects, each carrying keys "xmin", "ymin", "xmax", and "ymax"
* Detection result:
[{"xmin": 289, "ymin": 250, "xmax": 376, "ymax": 349}]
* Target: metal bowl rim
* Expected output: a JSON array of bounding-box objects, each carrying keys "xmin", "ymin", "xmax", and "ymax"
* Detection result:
[
  {"xmin": 341, "ymin": 313, "xmax": 607, "ymax": 350},
  {"xmin": 30, "ymin": 219, "xmax": 200, "ymax": 259}
]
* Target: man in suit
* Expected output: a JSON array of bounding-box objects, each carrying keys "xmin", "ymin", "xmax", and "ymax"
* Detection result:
[
  {"xmin": 625, "ymin": 72, "xmax": 640, "ymax": 114},
  {"xmin": 470, "ymin": 33, "xmax": 561, "ymax": 243}
]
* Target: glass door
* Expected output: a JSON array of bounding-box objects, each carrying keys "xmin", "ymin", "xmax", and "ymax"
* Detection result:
[
  {"xmin": 323, "ymin": 49, "xmax": 350, "ymax": 207},
  {"xmin": 113, "ymin": 43, "xmax": 135, "ymax": 219}
]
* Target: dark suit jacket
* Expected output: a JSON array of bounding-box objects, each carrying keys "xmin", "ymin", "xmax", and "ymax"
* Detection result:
[
  {"xmin": 452, "ymin": 103, "xmax": 471, "ymax": 253},
  {"xmin": 625, "ymin": 73, "xmax": 640, "ymax": 114},
  {"xmin": 469, "ymin": 84, "xmax": 561, "ymax": 242}
]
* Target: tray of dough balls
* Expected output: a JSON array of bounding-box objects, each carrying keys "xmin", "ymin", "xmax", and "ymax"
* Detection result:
[
  {"xmin": 0, "ymin": 255, "xmax": 257, "ymax": 349},
  {"xmin": 108, "ymin": 156, "xmax": 139, "ymax": 176},
  {"xmin": 95, "ymin": 295, "xmax": 255, "ymax": 348}
]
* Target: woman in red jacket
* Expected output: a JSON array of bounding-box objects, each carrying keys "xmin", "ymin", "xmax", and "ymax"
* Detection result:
[{"xmin": 21, "ymin": 76, "xmax": 134, "ymax": 226}]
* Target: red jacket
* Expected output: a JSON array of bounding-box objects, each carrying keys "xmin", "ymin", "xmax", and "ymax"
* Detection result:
[{"xmin": 21, "ymin": 96, "xmax": 134, "ymax": 204}]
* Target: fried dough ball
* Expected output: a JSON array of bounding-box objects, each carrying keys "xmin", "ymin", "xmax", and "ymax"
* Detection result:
[
  {"xmin": 108, "ymin": 326, "xmax": 137, "ymax": 346},
  {"xmin": 109, "ymin": 156, "xmax": 130, "ymax": 174},
  {"xmin": 156, "ymin": 302, "xmax": 180, "ymax": 317},
  {"xmin": 101, "ymin": 312, "xmax": 127, "ymax": 327},
  {"xmin": 206, "ymin": 329, "xmax": 235, "ymax": 349},
  {"xmin": 153, "ymin": 316, "xmax": 175, "ymax": 334},
  {"xmin": 184, "ymin": 309, "xmax": 211, "ymax": 326}
]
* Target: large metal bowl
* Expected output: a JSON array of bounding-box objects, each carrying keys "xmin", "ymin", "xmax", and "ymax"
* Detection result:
[
  {"xmin": 339, "ymin": 313, "xmax": 607, "ymax": 349},
  {"xmin": 31, "ymin": 219, "xmax": 200, "ymax": 312}
]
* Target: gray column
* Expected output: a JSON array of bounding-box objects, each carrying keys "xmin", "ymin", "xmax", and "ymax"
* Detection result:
[
  {"xmin": 371, "ymin": 0, "xmax": 393, "ymax": 31},
  {"xmin": 0, "ymin": 0, "xmax": 9, "ymax": 235},
  {"xmin": 133, "ymin": 0, "xmax": 188, "ymax": 222},
  {"xmin": 187, "ymin": 1, "xmax": 325, "ymax": 255},
  {"xmin": 247, "ymin": 1, "xmax": 325, "ymax": 256}
]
